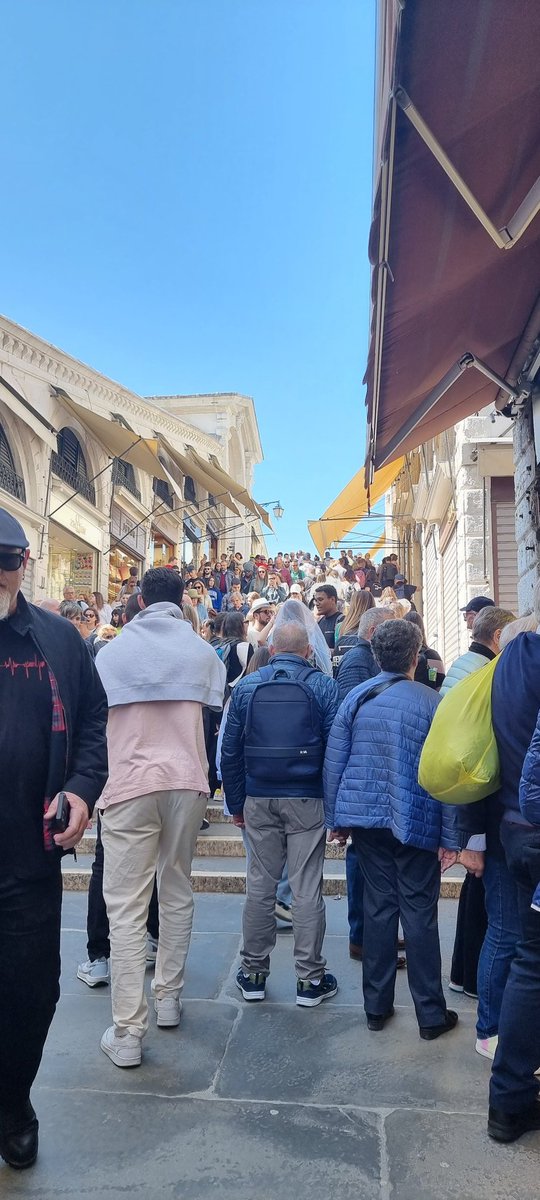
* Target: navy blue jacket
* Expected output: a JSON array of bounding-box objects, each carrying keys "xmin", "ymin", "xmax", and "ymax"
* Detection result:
[
  {"xmin": 520, "ymin": 706, "xmax": 540, "ymax": 825},
  {"xmin": 220, "ymin": 653, "xmax": 339, "ymax": 814},
  {"xmin": 335, "ymin": 638, "xmax": 378, "ymax": 704},
  {"xmin": 492, "ymin": 634, "xmax": 540, "ymax": 817},
  {"xmin": 324, "ymin": 673, "xmax": 459, "ymax": 851}
]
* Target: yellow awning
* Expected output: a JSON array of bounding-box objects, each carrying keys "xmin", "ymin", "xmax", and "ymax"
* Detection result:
[
  {"xmin": 58, "ymin": 393, "xmax": 170, "ymax": 481},
  {"xmin": 308, "ymin": 458, "xmax": 404, "ymax": 556},
  {"xmin": 367, "ymin": 531, "xmax": 386, "ymax": 559}
]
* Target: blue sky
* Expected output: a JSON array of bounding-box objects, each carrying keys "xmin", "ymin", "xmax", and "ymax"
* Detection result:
[{"xmin": 2, "ymin": 0, "xmax": 379, "ymax": 554}]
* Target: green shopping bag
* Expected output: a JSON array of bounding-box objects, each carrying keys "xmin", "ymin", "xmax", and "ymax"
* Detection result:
[{"xmin": 418, "ymin": 656, "xmax": 500, "ymax": 804}]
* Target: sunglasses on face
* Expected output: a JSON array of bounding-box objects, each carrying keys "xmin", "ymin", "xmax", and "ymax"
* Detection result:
[{"xmin": 0, "ymin": 551, "xmax": 25, "ymax": 572}]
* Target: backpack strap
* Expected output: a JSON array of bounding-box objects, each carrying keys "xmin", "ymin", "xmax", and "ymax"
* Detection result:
[{"xmin": 349, "ymin": 674, "xmax": 409, "ymax": 720}]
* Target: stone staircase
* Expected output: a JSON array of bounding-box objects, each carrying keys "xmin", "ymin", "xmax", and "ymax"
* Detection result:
[{"xmin": 62, "ymin": 798, "xmax": 463, "ymax": 898}]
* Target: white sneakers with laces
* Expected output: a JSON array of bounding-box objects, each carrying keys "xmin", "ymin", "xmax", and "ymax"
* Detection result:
[
  {"xmin": 100, "ymin": 1026, "xmax": 142, "ymax": 1068},
  {"xmin": 77, "ymin": 957, "xmax": 109, "ymax": 987}
]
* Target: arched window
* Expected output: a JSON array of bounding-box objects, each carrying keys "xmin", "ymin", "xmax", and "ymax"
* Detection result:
[
  {"xmin": 112, "ymin": 458, "xmax": 141, "ymax": 501},
  {"xmin": 52, "ymin": 427, "xmax": 95, "ymax": 504},
  {"xmin": 0, "ymin": 423, "xmax": 26, "ymax": 502}
]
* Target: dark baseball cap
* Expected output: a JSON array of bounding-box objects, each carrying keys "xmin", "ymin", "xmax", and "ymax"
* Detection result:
[
  {"xmin": 0, "ymin": 508, "xmax": 29, "ymax": 549},
  {"xmin": 460, "ymin": 595, "xmax": 495, "ymax": 614}
]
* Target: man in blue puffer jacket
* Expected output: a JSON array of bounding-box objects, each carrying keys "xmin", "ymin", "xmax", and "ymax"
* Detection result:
[{"xmin": 324, "ymin": 619, "xmax": 460, "ymax": 1039}]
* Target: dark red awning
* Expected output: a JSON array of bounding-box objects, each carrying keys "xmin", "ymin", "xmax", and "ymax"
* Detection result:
[{"xmin": 365, "ymin": 0, "xmax": 540, "ymax": 472}]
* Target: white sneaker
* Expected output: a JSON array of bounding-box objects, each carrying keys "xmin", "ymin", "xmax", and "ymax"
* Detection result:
[
  {"xmin": 154, "ymin": 996, "xmax": 182, "ymax": 1027},
  {"xmin": 77, "ymin": 957, "xmax": 109, "ymax": 987},
  {"xmin": 275, "ymin": 901, "xmax": 293, "ymax": 923},
  {"xmin": 100, "ymin": 1026, "xmax": 142, "ymax": 1068},
  {"xmin": 146, "ymin": 935, "xmax": 158, "ymax": 965},
  {"xmin": 476, "ymin": 1035, "xmax": 498, "ymax": 1060}
]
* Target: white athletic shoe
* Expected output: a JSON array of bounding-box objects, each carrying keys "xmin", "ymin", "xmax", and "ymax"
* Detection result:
[
  {"xmin": 146, "ymin": 935, "xmax": 158, "ymax": 965},
  {"xmin": 77, "ymin": 957, "xmax": 109, "ymax": 987},
  {"xmin": 476, "ymin": 1036, "xmax": 498, "ymax": 1061},
  {"xmin": 154, "ymin": 996, "xmax": 182, "ymax": 1027},
  {"xmin": 100, "ymin": 1026, "xmax": 142, "ymax": 1068}
]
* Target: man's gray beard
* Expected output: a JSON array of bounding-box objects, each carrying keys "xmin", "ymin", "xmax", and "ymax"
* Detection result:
[{"xmin": 0, "ymin": 590, "xmax": 12, "ymax": 620}]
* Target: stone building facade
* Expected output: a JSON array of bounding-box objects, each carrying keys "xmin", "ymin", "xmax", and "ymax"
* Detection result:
[
  {"xmin": 0, "ymin": 316, "xmax": 267, "ymax": 603},
  {"xmin": 386, "ymin": 407, "xmax": 520, "ymax": 665}
]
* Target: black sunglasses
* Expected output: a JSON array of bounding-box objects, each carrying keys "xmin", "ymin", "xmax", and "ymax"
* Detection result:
[{"xmin": 0, "ymin": 551, "xmax": 25, "ymax": 572}]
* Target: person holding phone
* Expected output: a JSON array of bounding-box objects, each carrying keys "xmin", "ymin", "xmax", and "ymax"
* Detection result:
[{"xmin": 0, "ymin": 508, "xmax": 108, "ymax": 1171}]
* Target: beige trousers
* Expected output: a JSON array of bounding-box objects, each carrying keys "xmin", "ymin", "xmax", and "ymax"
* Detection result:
[{"xmin": 101, "ymin": 789, "xmax": 207, "ymax": 1036}]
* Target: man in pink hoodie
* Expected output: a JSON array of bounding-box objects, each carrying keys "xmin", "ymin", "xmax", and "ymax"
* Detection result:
[{"xmin": 95, "ymin": 567, "xmax": 225, "ymax": 1068}]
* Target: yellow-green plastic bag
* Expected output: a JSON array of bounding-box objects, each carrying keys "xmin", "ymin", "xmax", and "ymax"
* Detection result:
[{"xmin": 418, "ymin": 656, "xmax": 500, "ymax": 804}]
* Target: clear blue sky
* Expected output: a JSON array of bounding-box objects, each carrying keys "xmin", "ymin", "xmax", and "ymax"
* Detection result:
[{"xmin": 2, "ymin": 0, "xmax": 379, "ymax": 554}]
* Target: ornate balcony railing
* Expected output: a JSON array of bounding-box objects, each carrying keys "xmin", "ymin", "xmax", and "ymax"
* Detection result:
[
  {"xmin": 51, "ymin": 451, "xmax": 96, "ymax": 505},
  {"xmin": 0, "ymin": 462, "xmax": 26, "ymax": 502}
]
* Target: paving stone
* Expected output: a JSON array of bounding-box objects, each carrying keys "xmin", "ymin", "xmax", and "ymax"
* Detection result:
[
  {"xmin": 385, "ymin": 1108, "xmax": 540, "ymax": 1199},
  {"xmin": 3, "ymin": 1093, "xmax": 381, "ymax": 1200},
  {"xmin": 216, "ymin": 1003, "xmax": 486, "ymax": 1112},
  {"xmin": 38, "ymin": 993, "xmax": 238, "ymax": 1097},
  {"xmin": 59, "ymin": 927, "xmax": 241, "ymax": 1002}
]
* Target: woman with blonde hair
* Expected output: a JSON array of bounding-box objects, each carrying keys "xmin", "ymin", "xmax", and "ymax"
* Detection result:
[
  {"xmin": 332, "ymin": 590, "xmax": 375, "ymax": 675},
  {"xmin": 182, "ymin": 600, "xmax": 200, "ymax": 635},
  {"xmin": 379, "ymin": 586, "xmax": 398, "ymax": 606}
]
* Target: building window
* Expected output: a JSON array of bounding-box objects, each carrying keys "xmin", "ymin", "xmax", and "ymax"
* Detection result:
[
  {"xmin": 52, "ymin": 427, "xmax": 96, "ymax": 505},
  {"xmin": 184, "ymin": 475, "xmax": 196, "ymax": 503},
  {"xmin": 112, "ymin": 458, "xmax": 141, "ymax": 501},
  {"xmin": 0, "ymin": 424, "xmax": 26, "ymax": 502},
  {"xmin": 153, "ymin": 477, "xmax": 174, "ymax": 509}
]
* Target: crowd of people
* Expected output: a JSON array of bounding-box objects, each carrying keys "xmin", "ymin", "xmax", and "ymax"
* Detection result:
[{"xmin": 2, "ymin": 508, "xmax": 540, "ymax": 1170}]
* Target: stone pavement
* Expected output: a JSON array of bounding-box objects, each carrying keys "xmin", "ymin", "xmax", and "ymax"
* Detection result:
[{"xmin": 4, "ymin": 893, "xmax": 539, "ymax": 1199}]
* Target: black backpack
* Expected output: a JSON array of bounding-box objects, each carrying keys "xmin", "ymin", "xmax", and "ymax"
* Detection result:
[{"xmin": 244, "ymin": 664, "xmax": 324, "ymax": 790}]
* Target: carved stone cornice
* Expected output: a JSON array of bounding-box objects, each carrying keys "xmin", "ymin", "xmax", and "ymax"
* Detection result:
[{"xmin": 0, "ymin": 318, "xmax": 218, "ymax": 457}]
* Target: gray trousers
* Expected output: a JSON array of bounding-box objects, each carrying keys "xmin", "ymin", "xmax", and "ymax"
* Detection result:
[{"xmin": 241, "ymin": 795, "xmax": 327, "ymax": 981}]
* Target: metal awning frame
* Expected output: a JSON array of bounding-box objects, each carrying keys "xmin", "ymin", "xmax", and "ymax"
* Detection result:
[
  {"xmin": 395, "ymin": 88, "xmax": 540, "ymax": 251},
  {"xmin": 373, "ymin": 352, "xmax": 524, "ymax": 471}
]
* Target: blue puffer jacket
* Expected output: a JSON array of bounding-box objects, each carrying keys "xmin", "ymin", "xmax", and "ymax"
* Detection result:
[
  {"xmin": 221, "ymin": 653, "xmax": 339, "ymax": 815},
  {"xmin": 323, "ymin": 672, "xmax": 458, "ymax": 851},
  {"xmin": 519, "ymin": 707, "xmax": 540, "ymax": 826}
]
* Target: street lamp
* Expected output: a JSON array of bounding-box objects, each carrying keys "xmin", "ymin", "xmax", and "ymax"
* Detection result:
[{"xmin": 260, "ymin": 500, "xmax": 284, "ymax": 520}]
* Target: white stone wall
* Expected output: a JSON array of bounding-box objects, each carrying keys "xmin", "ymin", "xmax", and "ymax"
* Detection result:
[
  {"xmin": 0, "ymin": 317, "xmax": 267, "ymax": 597},
  {"xmin": 513, "ymin": 402, "xmax": 540, "ymax": 613}
]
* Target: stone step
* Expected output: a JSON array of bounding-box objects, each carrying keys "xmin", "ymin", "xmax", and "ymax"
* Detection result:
[
  {"xmin": 61, "ymin": 856, "xmax": 463, "ymax": 899},
  {"xmin": 77, "ymin": 827, "xmax": 346, "ymax": 860}
]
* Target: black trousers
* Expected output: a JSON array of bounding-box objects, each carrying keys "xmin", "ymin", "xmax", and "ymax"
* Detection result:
[
  {"xmin": 0, "ymin": 869, "xmax": 62, "ymax": 1115},
  {"xmin": 450, "ymin": 872, "xmax": 487, "ymax": 994},
  {"xmin": 87, "ymin": 814, "xmax": 159, "ymax": 959},
  {"xmin": 352, "ymin": 827, "xmax": 447, "ymax": 1026}
]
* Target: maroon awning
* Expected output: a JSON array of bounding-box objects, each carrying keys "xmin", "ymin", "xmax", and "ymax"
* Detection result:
[{"xmin": 365, "ymin": 0, "xmax": 540, "ymax": 472}]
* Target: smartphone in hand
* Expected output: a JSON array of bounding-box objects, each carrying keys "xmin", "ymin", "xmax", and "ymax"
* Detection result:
[{"xmin": 53, "ymin": 791, "xmax": 70, "ymax": 833}]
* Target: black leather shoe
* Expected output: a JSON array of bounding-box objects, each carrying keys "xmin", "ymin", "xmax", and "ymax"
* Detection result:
[
  {"xmin": 419, "ymin": 1009, "xmax": 458, "ymax": 1041},
  {"xmin": 488, "ymin": 1100, "xmax": 540, "ymax": 1143},
  {"xmin": 0, "ymin": 1107, "xmax": 38, "ymax": 1170},
  {"xmin": 366, "ymin": 1007, "xmax": 394, "ymax": 1031}
]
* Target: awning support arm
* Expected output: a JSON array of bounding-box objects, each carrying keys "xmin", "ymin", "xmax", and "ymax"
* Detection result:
[
  {"xmin": 376, "ymin": 352, "xmax": 520, "ymax": 468},
  {"xmin": 395, "ymin": 88, "xmax": 540, "ymax": 250}
]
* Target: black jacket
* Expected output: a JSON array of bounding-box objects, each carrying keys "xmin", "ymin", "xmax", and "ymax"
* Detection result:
[{"xmin": 13, "ymin": 595, "xmax": 108, "ymax": 821}]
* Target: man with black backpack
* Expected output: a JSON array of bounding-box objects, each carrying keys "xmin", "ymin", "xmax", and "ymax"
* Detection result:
[{"xmin": 220, "ymin": 618, "xmax": 340, "ymax": 1007}]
